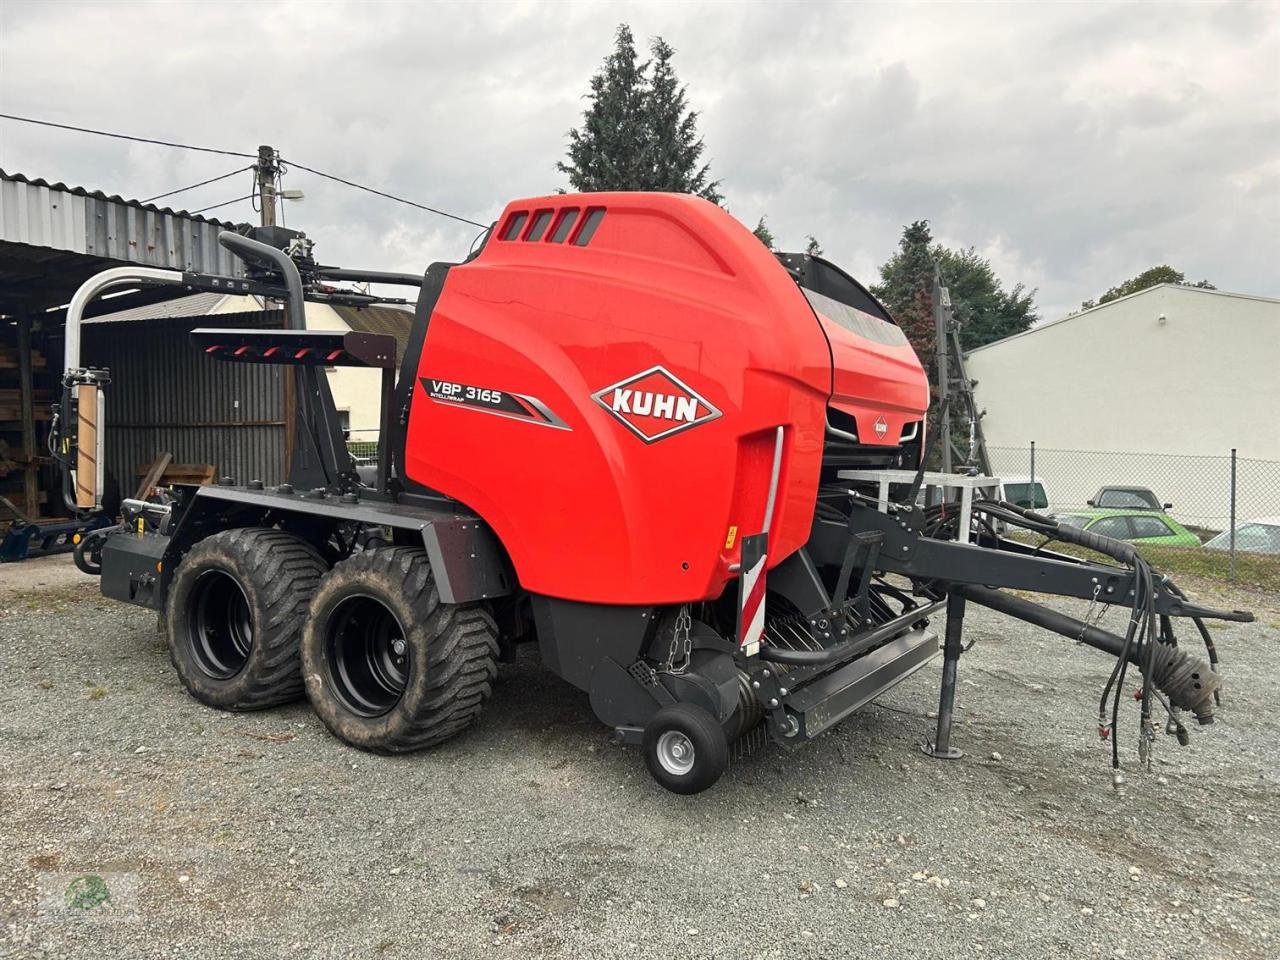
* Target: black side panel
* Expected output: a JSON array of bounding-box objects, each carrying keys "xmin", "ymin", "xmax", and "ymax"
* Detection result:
[
  {"xmin": 151, "ymin": 485, "xmax": 514, "ymax": 608},
  {"xmin": 393, "ymin": 262, "xmax": 455, "ymax": 493},
  {"xmin": 531, "ymin": 597, "xmax": 656, "ymax": 692},
  {"xmin": 775, "ymin": 252, "xmax": 895, "ymax": 323}
]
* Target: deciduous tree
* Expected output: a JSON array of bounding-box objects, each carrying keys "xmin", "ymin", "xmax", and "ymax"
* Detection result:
[{"xmin": 1081, "ymin": 266, "xmax": 1215, "ymax": 310}]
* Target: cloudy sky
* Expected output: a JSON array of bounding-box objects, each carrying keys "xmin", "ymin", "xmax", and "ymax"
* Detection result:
[{"xmin": 2, "ymin": 0, "xmax": 1276, "ymax": 321}]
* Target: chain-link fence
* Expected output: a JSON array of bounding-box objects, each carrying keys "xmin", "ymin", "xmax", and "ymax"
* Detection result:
[
  {"xmin": 346, "ymin": 429, "xmax": 380, "ymax": 464},
  {"xmin": 987, "ymin": 443, "xmax": 1280, "ymax": 580}
]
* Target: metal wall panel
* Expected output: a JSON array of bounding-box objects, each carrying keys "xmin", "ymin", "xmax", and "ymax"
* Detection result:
[{"xmin": 82, "ymin": 311, "xmax": 286, "ymax": 506}]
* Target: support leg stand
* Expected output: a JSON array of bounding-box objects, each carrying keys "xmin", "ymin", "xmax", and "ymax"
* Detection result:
[{"xmin": 922, "ymin": 590, "xmax": 966, "ymax": 760}]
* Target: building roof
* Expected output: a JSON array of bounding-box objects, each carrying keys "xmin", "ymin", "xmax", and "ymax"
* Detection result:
[
  {"xmin": 0, "ymin": 169, "xmax": 250, "ymax": 315},
  {"xmin": 82, "ymin": 294, "xmax": 417, "ymax": 360},
  {"xmin": 0, "ymin": 170, "xmax": 248, "ymax": 227},
  {"xmin": 85, "ymin": 291, "xmax": 236, "ymax": 324},
  {"xmin": 967, "ymin": 283, "xmax": 1280, "ymax": 356},
  {"xmin": 332, "ymin": 304, "xmax": 415, "ymax": 360}
]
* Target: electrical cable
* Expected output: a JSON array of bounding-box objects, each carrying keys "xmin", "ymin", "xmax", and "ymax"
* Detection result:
[
  {"xmin": 140, "ymin": 166, "xmax": 254, "ymax": 204},
  {"xmin": 2, "ymin": 114, "xmax": 483, "ymax": 231},
  {"xmin": 0, "ymin": 113, "xmax": 256, "ymax": 158},
  {"xmin": 190, "ymin": 195, "xmax": 257, "ymax": 215},
  {"xmin": 281, "ymin": 158, "xmax": 487, "ymax": 228}
]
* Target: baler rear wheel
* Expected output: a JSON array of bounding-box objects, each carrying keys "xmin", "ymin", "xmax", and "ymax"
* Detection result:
[
  {"xmin": 643, "ymin": 703, "xmax": 729, "ymax": 794},
  {"xmin": 165, "ymin": 528, "xmax": 326, "ymax": 711},
  {"xmin": 301, "ymin": 547, "xmax": 499, "ymax": 752}
]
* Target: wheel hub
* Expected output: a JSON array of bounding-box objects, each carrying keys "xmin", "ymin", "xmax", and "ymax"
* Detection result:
[
  {"xmin": 325, "ymin": 594, "xmax": 411, "ymax": 718},
  {"xmin": 655, "ymin": 730, "xmax": 696, "ymax": 776},
  {"xmin": 188, "ymin": 569, "xmax": 253, "ymax": 680}
]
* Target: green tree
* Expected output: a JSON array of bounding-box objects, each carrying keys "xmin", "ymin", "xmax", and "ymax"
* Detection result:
[
  {"xmin": 557, "ymin": 25, "xmax": 649, "ymax": 192},
  {"xmin": 752, "ymin": 217, "xmax": 775, "ymax": 250},
  {"xmin": 870, "ymin": 220, "xmax": 942, "ymax": 379},
  {"xmin": 871, "ymin": 221, "xmax": 1039, "ymax": 377},
  {"xmin": 559, "ymin": 25, "xmax": 721, "ymax": 202},
  {"xmin": 935, "ymin": 246, "xmax": 1038, "ymax": 350},
  {"xmin": 805, "ymin": 235, "xmax": 823, "ymax": 257},
  {"xmin": 1081, "ymin": 265, "xmax": 1215, "ymax": 310},
  {"xmin": 643, "ymin": 38, "xmax": 722, "ymax": 202}
]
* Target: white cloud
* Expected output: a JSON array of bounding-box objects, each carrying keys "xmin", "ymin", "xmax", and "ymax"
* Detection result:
[{"xmin": 1, "ymin": 0, "xmax": 1276, "ymax": 322}]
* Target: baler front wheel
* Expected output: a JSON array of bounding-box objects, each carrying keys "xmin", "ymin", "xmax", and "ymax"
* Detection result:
[
  {"xmin": 165, "ymin": 528, "xmax": 326, "ymax": 711},
  {"xmin": 301, "ymin": 547, "xmax": 499, "ymax": 753},
  {"xmin": 643, "ymin": 703, "xmax": 729, "ymax": 794}
]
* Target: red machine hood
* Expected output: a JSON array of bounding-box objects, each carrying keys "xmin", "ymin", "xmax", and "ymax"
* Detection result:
[{"xmin": 805, "ymin": 295, "xmax": 929, "ymax": 447}]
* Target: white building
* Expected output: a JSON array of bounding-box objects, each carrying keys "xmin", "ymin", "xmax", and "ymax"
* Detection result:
[{"xmin": 966, "ymin": 284, "xmax": 1280, "ymax": 527}]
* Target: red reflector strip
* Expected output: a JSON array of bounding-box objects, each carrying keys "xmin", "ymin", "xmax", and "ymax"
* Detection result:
[
  {"xmin": 263, "ymin": 346, "xmax": 280, "ymax": 357},
  {"xmin": 204, "ymin": 345, "xmax": 223, "ymax": 354},
  {"xmin": 233, "ymin": 346, "xmax": 251, "ymax": 356},
  {"xmin": 741, "ymin": 556, "xmax": 767, "ymax": 651},
  {"xmin": 294, "ymin": 348, "xmax": 310, "ymax": 359},
  {"xmin": 326, "ymin": 350, "xmax": 343, "ymax": 361}
]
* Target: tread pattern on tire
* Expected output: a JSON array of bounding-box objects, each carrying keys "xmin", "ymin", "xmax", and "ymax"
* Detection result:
[
  {"xmin": 168, "ymin": 527, "xmax": 325, "ymax": 711},
  {"xmin": 305, "ymin": 547, "xmax": 499, "ymax": 752}
]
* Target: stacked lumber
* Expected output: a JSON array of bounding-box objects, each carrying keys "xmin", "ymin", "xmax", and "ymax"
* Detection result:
[{"xmin": 0, "ymin": 346, "xmax": 47, "ymax": 370}]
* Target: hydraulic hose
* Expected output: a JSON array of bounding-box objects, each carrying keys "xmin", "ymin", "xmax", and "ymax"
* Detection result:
[{"xmin": 956, "ymin": 585, "xmax": 1220, "ymax": 724}]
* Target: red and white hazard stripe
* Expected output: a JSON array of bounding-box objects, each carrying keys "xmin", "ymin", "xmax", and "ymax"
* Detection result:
[{"xmin": 740, "ymin": 548, "xmax": 767, "ymax": 657}]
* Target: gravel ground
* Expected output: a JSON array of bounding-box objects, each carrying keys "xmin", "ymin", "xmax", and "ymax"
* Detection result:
[{"xmin": 1, "ymin": 555, "xmax": 1277, "ymax": 959}]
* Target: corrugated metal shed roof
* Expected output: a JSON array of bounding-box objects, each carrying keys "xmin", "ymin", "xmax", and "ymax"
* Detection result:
[
  {"xmin": 0, "ymin": 169, "xmax": 250, "ymax": 313},
  {"xmin": 85, "ymin": 291, "xmax": 235, "ymax": 324},
  {"xmin": 0, "ymin": 169, "xmax": 248, "ymax": 228},
  {"xmin": 332, "ymin": 304, "xmax": 415, "ymax": 360}
]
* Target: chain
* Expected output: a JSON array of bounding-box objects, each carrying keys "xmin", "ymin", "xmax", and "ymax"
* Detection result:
[
  {"xmin": 664, "ymin": 604, "xmax": 693, "ymax": 675},
  {"xmin": 1076, "ymin": 583, "xmax": 1104, "ymax": 643}
]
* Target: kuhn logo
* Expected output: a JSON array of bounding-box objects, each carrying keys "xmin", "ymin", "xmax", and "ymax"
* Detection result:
[{"xmin": 592, "ymin": 366, "xmax": 721, "ymax": 443}]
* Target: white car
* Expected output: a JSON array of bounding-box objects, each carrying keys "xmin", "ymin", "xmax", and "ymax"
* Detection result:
[
  {"xmin": 975, "ymin": 475, "xmax": 1050, "ymax": 510},
  {"xmin": 1203, "ymin": 518, "xmax": 1280, "ymax": 556}
]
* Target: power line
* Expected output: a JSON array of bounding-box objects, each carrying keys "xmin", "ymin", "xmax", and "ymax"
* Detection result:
[
  {"xmin": 1, "ymin": 112, "xmax": 486, "ymax": 229},
  {"xmin": 141, "ymin": 165, "xmax": 255, "ymax": 204},
  {"xmin": 190, "ymin": 195, "xmax": 257, "ymax": 214},
  {"xmin": 283, "ymin": 158, "xmax": 488, "ymax": 228},
  {"xmin": 0, "ymin": 113, "xmax": 257, "ymax": 158}
]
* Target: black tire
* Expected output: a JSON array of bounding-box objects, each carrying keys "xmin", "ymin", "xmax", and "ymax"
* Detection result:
[
  {"xmin": 301, "ymin": 547, "xmax": 499, "ymax": 753},
  {"xmin": 643, "ymin": 702, "xmax": 729, "ymax": 795},
  {"xmin": 165, "ymin": 528, "xmax": 325, "ymax": 711}
]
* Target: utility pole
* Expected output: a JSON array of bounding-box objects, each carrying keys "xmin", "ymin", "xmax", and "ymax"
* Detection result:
[
  {"xmin": 255, "ymin": 144, "xmax": 292, "ymax": 473},
  {"xmin": 256, "ymin": 145, "xmax": 278, "ymax": 227}
]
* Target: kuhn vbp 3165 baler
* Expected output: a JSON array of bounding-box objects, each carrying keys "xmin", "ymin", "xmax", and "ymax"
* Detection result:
[{"xmin": 55, "ymin": 193, "xmax": 1251, "ymax": 793}]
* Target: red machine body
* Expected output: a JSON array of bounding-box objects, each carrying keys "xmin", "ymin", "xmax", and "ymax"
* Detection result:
[{"xmin": 403, "ymin": 193, "xmax": 928, "ymax": 604}]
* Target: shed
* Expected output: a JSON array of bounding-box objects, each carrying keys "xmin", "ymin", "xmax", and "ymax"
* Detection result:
[{"xmin": 0, "ymin": 169, "xmax": 250, "ymax": 524}]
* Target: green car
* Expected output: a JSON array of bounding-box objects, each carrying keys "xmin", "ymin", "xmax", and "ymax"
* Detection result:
[{"xmin": 1051, "ymin": 509, "xmax": 1201, "ymax": 548}]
